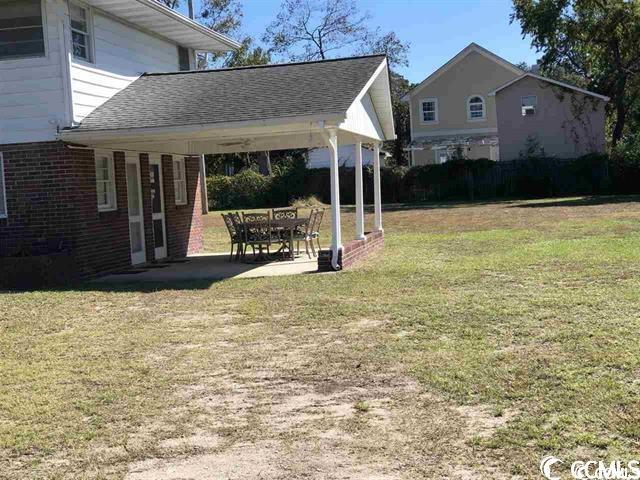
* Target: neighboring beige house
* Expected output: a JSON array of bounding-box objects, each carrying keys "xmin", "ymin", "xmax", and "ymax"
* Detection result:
[{"xmin": 402, "ymin": 43, "xmax": 609, "ymax": 165}]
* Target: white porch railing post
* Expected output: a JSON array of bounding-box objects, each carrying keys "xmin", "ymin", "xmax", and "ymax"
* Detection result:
[
  {"xmin": 327, "ymin": 128, "xmax": 342, "ymax": 268},
  {"xmin": 373, "ymin": 142, "xmax": 383, "ymax": 232},
  {"xmin": 354, "ymin": 141, "xmax": 365, "ymax": 240}
]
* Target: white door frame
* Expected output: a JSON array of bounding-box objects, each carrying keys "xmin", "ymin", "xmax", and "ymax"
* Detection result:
[
  {"xmin": 149, "ymin": 155, "xmax": 168, "ymax": 260},
  {"xmin": 125, "ymin": 153, "xmax": 146, "ymax": 265}
]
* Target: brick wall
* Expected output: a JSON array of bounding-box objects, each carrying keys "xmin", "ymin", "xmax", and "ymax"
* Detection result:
[
  {"xmin": 71, "ymin": 149, "xmax": 131, "ymax": 276},
  {"xmin": 317, "ymin": 230, "xmax": 384, "ymax": 271},
  {"xmin": 162, "ymin": 155, "xmax": 203, "ymax": 258},
  {"xmin": 0, "ymin": 141, "xmax": 203, "ymax": 283}
]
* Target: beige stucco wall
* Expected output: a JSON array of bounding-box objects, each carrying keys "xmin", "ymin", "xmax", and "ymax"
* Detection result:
[
  {"xmin": 409, "ymin": 51, "xmax": 520, "ymax": 138},
  {"xmin": 495, "ymin": 76, "xmax": 607, "ymax": 160}
]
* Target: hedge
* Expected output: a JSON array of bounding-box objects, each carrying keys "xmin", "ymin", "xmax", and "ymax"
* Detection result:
[{"xmin": 207, "ymin": 154, "xmax": 640, "ymax": 210}]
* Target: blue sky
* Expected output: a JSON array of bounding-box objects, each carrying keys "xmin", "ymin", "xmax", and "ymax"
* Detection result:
[{"xmin": 179, "ymin": 1, "xmax": 540, "ymax": 84}]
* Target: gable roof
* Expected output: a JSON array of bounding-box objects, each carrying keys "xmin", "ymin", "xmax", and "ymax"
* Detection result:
[
  {"xmin": 401, "ymin": 43, "xmax": 524, "ymax": 101},
  {"xmin": 488, "ymin": 73, "xmax": 611, "ymax": 101},
  {"xmin": 85, "ymin": 0, "xmax": 240, "ymax": 51},
  {"xmin": 68, "ymin": 55, "xmax": 390, "ymax": 134}
]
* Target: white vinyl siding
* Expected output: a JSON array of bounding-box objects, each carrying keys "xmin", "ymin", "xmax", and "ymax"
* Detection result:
[
  {"xmin": 0, "ymin": 0, "xmax": 66, "ymax": 144},
  {"xmin": 0, "ymin": 153, "xmax": 7, "ymax": 218},
  {"xmin": 69, "ymin": 10, "xmax": 180, "ymax": 123},
  {"xmin": 467, "ymin": 95, "xmax": 486, "ymax": 121},
  {"xmin": 69, "ymin": 2, "xmax": 92, "ymax": 63},
  {"xmin": 421, "ymin": 98, "xmax": 438, "ymax": 123},
  {"xmin": 173, "ymin": 158, "xmax": 187, "ymax": 205},
  {"xmin": 95, "ymin": 152, "xmax": 116, "ymax": 211},
  {"xmin": 0, "ymin": 0, "xmax": 45, "ymax": 61}
]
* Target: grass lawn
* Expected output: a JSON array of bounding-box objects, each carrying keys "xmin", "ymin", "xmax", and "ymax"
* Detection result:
[{"xmin": 2, "ymin": 196, "xmax": 640, "ymax": 479}]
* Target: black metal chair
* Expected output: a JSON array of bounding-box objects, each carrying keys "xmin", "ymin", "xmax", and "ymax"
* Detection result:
[
  {"xmin": 222, "ymin": 213, "xmax": 243, "ymax": 262},
  {"xmin": 242, "ymin": 212, "xmax": 280, "ymax": 261}
]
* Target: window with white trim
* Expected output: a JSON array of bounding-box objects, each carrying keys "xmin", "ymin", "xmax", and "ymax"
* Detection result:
[
  {"xmin": 0, "ymin": 0, "xmax": 45, "ymax": 61},
  {"xmin": 421, "ymin": 98, "xmax": 438, "ymax": 123},
  {"xmin": 0, "ymin": 153, "xmax": 7, "ymax": 218},
  {"xmin": 95, "ymin": 152, "xmax": 116, "ymax": 211},
  {"xmin": 173, "ymin": 158, "xmax": 187, "ymax": 205},
  {"xmin": 70, "ymin": 2, "xmax": 92, "ymax": 62},
  {"xmin": 467, "ymin": 95, "xmax": 485, "ymax": 121},
  {"xmin": 521, "ymin": 95, "xmax": 538, "ymax": 116}
]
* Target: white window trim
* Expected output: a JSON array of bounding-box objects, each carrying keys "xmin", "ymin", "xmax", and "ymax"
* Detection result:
[
  {"xmin": 69, "ymin": 1, "xmax": 95, "ymax": 64},
  {"xmin": 0, "ymin": 153, "xmax": 7, "ymax": 219},
  {"xmin": 521, "ymin": 95, "xmax": 538, "ymax": 116},
  {"xmin": 420, "ymin": 97, "xmax": 439, "ymax": 124},
  {"xmin": 466, "ymin": 95, "xmax": 486, "ymax": 122},
  {"xmin": 95, "ymin": 151, "xmax": 117, "ymax": 212},
  {"xmin": 0, "ymin": 0, "xmax": 48, "ymax": 63},
  {"xmin": 173, "ymin": 158, "xmax": 187, "ymax": 206}
]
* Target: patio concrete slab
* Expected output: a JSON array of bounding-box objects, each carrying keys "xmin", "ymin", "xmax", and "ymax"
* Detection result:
[{"xmin": 94, "ymin": 252, "xmax": 320, "ymax": 284}]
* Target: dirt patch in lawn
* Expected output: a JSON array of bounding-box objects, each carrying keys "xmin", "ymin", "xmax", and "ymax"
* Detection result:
[{"xmin": 120, "ymin": 311, "xmax": 518, "ymax": 480}]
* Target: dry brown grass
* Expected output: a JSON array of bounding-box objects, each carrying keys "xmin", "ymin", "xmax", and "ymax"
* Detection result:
[{"xmin": 2, "ymin": 195, "xmax": 640, "ymax": 479}]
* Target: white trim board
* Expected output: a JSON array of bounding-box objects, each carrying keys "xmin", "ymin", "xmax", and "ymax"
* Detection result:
[
  {"xmin": 413, "ymin": 127, "xmax": 498, "ymax": 138},
  {"xmin": 401, "ymin": 43, "xmax": 524, "ymax": 101},
  {"xmin": 488, "ymin": 73, "xmax": 611, "ymax": 102}
]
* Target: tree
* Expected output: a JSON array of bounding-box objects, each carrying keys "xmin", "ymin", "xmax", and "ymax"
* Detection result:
[
  {"xmin": 511, "ymin": 0, "xmax": 640, "ymax": 146},
  {"xmin": 263, "ymin": 0, "xmax": 409, "ymax": 68},
  {"xmin": 222, "ymin": 36, "xmax": 271, "ymax": 68},
  {"xmin": 386, "ymin": 72, "xmax": 411, "ymax": 165}
]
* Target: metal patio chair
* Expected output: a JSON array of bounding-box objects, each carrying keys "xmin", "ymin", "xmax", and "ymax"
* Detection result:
[
  {"xmin": 242, "ymin": 212, "xmax": 280, "ymax": 261},
  {"xmin": 222, "ymin": 213, "xmax": 243, "ymax": 262}
]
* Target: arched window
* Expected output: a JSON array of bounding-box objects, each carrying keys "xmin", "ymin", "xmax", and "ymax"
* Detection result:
[{"xmin": 467, "ymin": 95, "xmax": 485, "ymax": 121}]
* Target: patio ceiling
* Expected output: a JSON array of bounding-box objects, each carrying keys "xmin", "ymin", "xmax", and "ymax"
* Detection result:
[{"xmin": 60, "ymin": 55, "xmax": 395, "ymax": 155}]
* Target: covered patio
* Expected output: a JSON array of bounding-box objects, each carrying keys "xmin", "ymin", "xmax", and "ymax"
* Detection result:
[{"xmin": 61, "ymin": 55, "xmax": 395, "ymax": 271}]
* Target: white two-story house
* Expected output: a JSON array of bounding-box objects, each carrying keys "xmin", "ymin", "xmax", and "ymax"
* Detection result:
[
  {"xmin": 0, "ymin": 0, "xmax": 396, "ymax": 285},
  {"xmin": 0, "ymin": 0, "xmax": 238, "ymax": 279},
  {"xmin": 402, "ymin": 43, "xmax": 609, "ymax": 165}
]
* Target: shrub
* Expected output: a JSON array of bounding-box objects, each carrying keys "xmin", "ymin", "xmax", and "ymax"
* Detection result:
[
  {"xmin": 207, "ymin": 169, "xmax": 270, "ymax": 209},
  {"xmin": 207, "ymin": 153, "xmax": 640, "ymax": 210},
  {"xmin": 291, "ymin": 195, "xmax": 325, "ymax": 208}
]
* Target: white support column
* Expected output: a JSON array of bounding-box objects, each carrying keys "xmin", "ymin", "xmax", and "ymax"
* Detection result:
[
  {"xmin": 354, "ymin": 141, "xmax": 365, "ymax": 240},
  {"xmin": 199, "ymin": 154, "xmax": 209, "ymax": 215},
  {"xmin": 373, "ymin": 142, "xmax": 383, "ymax": 232},
  {"xmin": 327, "ymin": 128, "xmax": 342, "ymax": 269}
]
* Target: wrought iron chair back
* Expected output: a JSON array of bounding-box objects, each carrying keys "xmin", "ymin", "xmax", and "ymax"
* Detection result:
[
  {"xmin": 311, "ymin": 208, "xmax": 325, "ymax": 236},
  {"xmin": 272, "ymin": 207, "xmax": 298, "ymax": 220},
  {"xmin": 222, "ymin": 213, "xmax": 239, "ymax": 241},
  {"xmin": 242, "ymin": 212, "xmax": 273, "ymax": 244}
]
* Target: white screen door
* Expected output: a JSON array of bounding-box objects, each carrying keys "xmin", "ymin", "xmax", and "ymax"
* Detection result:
[
  {"xmin": 149, "ymin": 157, "xmax": 167, "ymax": 259},
  {"xmin": 125, "ymin": 156, "xmax": 146, "ymax": 265}
]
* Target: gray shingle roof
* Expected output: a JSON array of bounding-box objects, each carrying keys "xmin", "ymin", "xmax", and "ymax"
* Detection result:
[{"xmin": 73, "ymin": 55, "xmax": 386, "ymax": 132}]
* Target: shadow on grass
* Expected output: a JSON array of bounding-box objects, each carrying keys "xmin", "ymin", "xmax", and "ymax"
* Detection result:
[
  {"xmin": 1, "ymin": 252, "xmax": 323, "ymax": 294},
  {"xmin": 507, "ymin": 195, "xmax": 640, "ymax": 209}
]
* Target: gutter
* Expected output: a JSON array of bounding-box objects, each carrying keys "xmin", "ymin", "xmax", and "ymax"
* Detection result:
[{"xmin": 135, "ymin": 0, "xmax": 241, "ymax": 50}]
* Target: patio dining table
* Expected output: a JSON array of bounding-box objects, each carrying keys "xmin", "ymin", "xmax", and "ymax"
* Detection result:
[{"xmin": 246, "ymin": 217, "xmax": 308, "ymax": 262}]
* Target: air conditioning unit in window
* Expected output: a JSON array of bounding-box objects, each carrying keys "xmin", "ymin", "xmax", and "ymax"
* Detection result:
[{"xmin": 522, "ymin": 106, "xmax": 536, "ymax": 116}]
